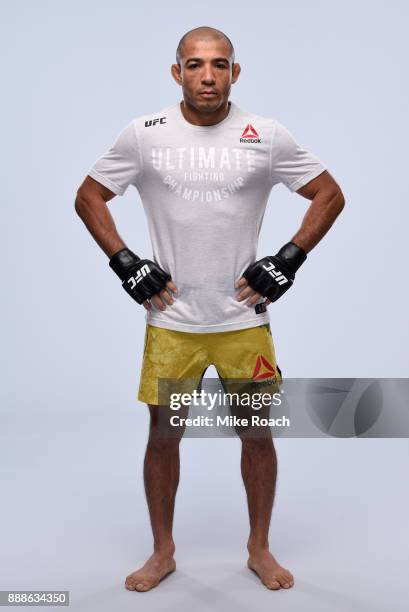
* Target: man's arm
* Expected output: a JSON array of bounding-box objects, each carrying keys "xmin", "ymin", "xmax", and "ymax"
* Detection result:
[
  {"xmin": 75, "ymin": 175, "xmax": 126, "ymax": 257},
  {"xmin": 290, "ymin": 169, "xmax": 345, "ymax": 253},
  {"xmin": 75, "ymin": 175, "xmax": 177, "ymax": 310},
  {"xmin": 236, "ymin": 170, "xmax": 345, "ymax": 306}
]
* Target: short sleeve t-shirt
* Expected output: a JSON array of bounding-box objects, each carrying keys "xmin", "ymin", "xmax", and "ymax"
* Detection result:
[{"xmin": 88, "ymin": 100, "xmax": 326, "ymax": 333}]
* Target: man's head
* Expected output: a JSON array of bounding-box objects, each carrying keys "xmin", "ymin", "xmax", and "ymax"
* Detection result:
[{"xmin": 171, "ymin": 26, "xmax": 241, "ymax": 113}]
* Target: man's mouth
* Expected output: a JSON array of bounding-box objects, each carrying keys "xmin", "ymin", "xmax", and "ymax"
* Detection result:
[{"xmin": 198, "ymin": 91, "xmax": 218, "ymax": 97}]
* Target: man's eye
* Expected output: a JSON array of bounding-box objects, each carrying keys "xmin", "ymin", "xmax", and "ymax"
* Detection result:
[
  {"xmin": 216, "ymin": 64, "xmax": 227, "ymax": 69},
  {"xmin": 188, "ymin": 64, "xmax": 198, "ymax": 69}
]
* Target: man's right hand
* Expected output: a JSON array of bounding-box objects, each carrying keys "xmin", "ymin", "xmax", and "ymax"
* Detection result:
[{"xmin": 109, "ymin": 248, "xmax": 177, "ymax": 310}]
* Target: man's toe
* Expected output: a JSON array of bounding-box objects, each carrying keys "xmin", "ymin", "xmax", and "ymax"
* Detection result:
[
  {"xmin": 135, "ymin": 581, "xmax": 149, "ymax": 591},
  {"xmin": 266, "ymin": 579, "xmax": 281, "ymax": 590},
  {"xmin": 277, "ymin": 574, "xmax": 290, "ymax": 588}
]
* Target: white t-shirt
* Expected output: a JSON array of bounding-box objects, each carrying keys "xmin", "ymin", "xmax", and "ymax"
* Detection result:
[{"xmin": 88, "ymin": 100, "xmax": 326, "ymax": 333}]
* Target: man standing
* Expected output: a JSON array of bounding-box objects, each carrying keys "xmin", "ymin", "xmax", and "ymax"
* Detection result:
[{"xmin": 75, "ymin": 26, "xmax": 345, "ymax": 592}]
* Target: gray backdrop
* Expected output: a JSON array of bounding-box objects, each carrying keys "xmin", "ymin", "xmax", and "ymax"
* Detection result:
[{"xmin": 1, "ymin": 1, "xmax": 408, "ymax": 611}]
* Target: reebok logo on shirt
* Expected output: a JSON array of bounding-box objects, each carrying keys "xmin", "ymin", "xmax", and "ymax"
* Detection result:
[{"xmin": 240, "ymin": 124, "xmax": 261, "ymax": 143}]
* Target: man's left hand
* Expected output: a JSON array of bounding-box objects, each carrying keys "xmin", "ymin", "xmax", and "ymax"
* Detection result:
[{"xmin": 235, "ymin": 277, "xmax": 272, "ymax": 307}]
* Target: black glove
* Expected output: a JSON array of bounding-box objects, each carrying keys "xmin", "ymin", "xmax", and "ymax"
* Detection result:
[
  {"xmin": 109, "ymin": 248, "xmax": 171, "ymax": 304},
  {"xmin": 242, "ymin": 242, "xmax": 307, "ymax": 303}
]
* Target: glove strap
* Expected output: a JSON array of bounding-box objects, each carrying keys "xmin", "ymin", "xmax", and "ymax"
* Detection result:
[
  {"xmin": 109, "ymin": 248, "xmax": 141, "ymax": 280},
  {"xmin": 276, "ymin": 242, "xmax": 307, "ymax": 274}
]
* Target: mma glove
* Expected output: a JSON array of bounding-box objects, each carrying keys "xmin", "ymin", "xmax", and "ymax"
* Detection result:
[
  {"xmin": 242, "ymin": 241, "xmax": 307, "ymax": 303},
  {"xmin": 109, "ymin": 248, "xmax": 171, "ymax": 305}
]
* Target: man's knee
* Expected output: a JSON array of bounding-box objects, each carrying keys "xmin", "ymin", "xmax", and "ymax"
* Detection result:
[
  {"xmin": 147, "ymin": 433, "xmax": 182, "ymax": 455},
  {"xmin": 239, "ymin": 431, "xmax": 274, "ymax": 448},
  {"xmin": 148, "ymin": 404, "xmax": 187, "ymax": 442}
]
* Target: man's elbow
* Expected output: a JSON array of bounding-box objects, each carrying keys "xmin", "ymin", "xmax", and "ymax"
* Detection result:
[
  {"xmin": 75, "ymin": 187, "xmax": 90, "ymax": 219},
  {"xmin": 325, "ymin": 185, "xmax": 345, "ymax": 217},
  {"xmin": 334, "ymin": 188, "xmax": 345, "ymax": 214}
]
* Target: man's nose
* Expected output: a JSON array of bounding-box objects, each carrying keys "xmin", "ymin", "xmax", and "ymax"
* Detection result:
[{"xmin": 201, "ymin": 67, "xmax": 216, "ymax": 83}]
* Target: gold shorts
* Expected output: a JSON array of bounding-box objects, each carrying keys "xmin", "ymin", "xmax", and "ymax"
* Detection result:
[{"xmin": 137, "ymin": 323, "xmax": 282, "ymax": 406}]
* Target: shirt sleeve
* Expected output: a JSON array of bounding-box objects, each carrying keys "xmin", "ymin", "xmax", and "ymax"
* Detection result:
[
  {"xmin": 270, "ymin": 120, "xmax": 326, "ymax": 192},
  {"xmin": 87, "ymin": 121, "xmax": 142, "ymax": 195}
]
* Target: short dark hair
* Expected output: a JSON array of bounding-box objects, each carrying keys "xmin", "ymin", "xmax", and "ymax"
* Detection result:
[{"xmin": 176, "ymin": 26, "xmax": 235, "ymax": 65}]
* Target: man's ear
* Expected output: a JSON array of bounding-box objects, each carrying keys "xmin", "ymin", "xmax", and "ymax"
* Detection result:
[
  {"xmin": 231, "ymin": 62, "xmax": 241, "ymax": 84},
  {"xmin": 171, "ymin": 63, "xmax": 182, "ymax": 86}
]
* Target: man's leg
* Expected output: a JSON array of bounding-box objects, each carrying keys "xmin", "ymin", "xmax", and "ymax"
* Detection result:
[
  {"xmin": 125, "ymin": 404, "xmax": 187, "ymax": 592},
  {"xmin": 240, "ymin": 430, "xmax": 294, "ymax": 590},
  {"xmin": 212, "ymin": 324, "xmax": 294, "ymax": 590}
]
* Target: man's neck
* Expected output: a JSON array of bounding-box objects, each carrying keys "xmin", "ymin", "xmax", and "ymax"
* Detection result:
[{"xmin": 180, "ymin": 99, "xmax": 231, "ymax": 126}]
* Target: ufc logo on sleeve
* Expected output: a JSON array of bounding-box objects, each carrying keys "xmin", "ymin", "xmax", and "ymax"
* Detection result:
[{"xmin": 144, "ymin": 117, "xmax": 167, "ymax": 127}]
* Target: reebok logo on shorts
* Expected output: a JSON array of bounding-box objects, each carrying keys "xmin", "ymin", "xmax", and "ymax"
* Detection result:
[
  {"xmin": 252, "ymin": 354, "xmax": 276, "ymax": 381},
  {"xmin": 240, "ymin": 124, "xmax": 261, "ymax": 143}
]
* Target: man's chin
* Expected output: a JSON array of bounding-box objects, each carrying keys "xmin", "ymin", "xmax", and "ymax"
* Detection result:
[{"xmin": 194, "ymin": 98, "xmax": 222, "ymax": 112}]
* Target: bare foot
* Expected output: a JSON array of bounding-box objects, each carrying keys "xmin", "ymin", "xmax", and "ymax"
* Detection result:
[
  {"xmin": 125, "ymin": 551, "xmax": 176, "ymax": 592},
  {"xmin": 247, "ymin": 549, "xmax": 294, "ymax": 590}
]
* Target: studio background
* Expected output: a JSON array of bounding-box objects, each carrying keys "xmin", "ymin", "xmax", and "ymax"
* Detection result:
[{"xmin": 1, "ymin": 1, "xmax": 408, "ymax": 611}]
